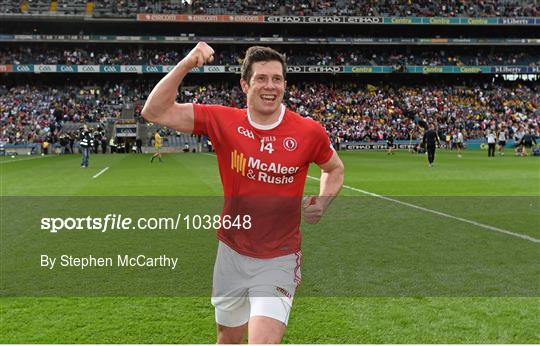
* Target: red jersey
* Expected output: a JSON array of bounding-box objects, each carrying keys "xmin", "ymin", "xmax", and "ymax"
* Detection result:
[{"xmin": 193, "ymin": 104, "xmax": 334, "ymax": 258}]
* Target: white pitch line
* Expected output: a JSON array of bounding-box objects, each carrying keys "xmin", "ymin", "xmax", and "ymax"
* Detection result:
[
  {"xmin": 307, "ymin": 175, "xmax": 540, "ymax": 244},
  {"xmin": 0, "ymin": 155, "xmax": 51, "ymax": 164},
  {"xmin": 92, "ymin": 167, "xmax": 109, "ymax": 179}
]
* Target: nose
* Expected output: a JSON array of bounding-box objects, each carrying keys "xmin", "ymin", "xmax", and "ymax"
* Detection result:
[
  {"xmin": 263, "ymin": 78, "xmax": 276, "ymax": 90},
  {"xmin": 263, "ymin": 82, "xmax": 274, "ymax": 90}
]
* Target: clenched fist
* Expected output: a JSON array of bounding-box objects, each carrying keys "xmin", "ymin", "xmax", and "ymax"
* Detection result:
[
  {"xmin": 184, "ymin": 42, "xmax": 215, "ymax": 68},
  {"xmin": 302, "ymin": 196, "xmax": 325, "ymax": 224}
]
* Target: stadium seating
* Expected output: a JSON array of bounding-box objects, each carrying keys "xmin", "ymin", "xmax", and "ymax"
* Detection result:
[
  {"xmin": 1, "ymin": 46, "xmax": 538, "ymax": 67},
  {"xmin": 1, "ymin": 0, "xmax": 538, "ymax": 150},
  {"xmin": 2, "ymin": 81, "xmax": 537, "ymax": 146},
  {"xmin": 2, "ymin": 0, "xmax": 538, "ymax": 17}
]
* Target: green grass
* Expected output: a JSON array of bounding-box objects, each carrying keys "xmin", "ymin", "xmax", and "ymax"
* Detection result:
[{"xmin": 1, "ymin": 149, "xmax": 539, "ymax": 343}]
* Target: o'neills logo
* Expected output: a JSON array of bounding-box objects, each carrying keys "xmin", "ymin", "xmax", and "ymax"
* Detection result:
[
  {"xmin": 276, "ymin": 286, "xmax": 292, "ymax": 299},
  {"xmin": 231, "ymin": 150, "xmax": 299, "ymax": 184}
]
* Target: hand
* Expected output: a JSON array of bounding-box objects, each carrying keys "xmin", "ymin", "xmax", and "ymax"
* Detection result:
[
  {"xmin": 302, "ymin": 196, "xmax": 325, "ymax": 224},
  {"xmin": 184, "ymin": 42, "xmax": 214, "ymax": 68}
]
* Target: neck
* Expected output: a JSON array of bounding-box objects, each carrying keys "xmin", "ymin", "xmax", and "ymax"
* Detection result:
[
  {"xmin": 249, "ymin": 111, "xmax": 279, "ymax": 125},
  {"xmin": 248, "ymin": 104, "xmax": 285, "ymax": 130}
]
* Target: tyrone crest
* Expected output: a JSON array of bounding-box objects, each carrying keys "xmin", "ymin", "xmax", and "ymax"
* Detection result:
[{"xmin": 283, "ymin": 137, "xmax": 298, "ymax": 151}]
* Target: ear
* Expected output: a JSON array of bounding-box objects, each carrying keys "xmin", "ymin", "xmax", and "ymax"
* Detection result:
[{"xmin": 240, "ymin": 79, "xmax": 249, "ymax": 94}]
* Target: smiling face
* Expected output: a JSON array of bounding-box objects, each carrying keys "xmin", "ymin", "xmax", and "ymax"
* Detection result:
[{"xmin": 240, "ymin": 60, "xmax": 286, "ymax": 123}]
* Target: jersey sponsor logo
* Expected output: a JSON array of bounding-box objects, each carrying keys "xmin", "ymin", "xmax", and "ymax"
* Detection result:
[
  {"xmin": 283, "ymin": 137, "xmax": 297, "ymax": 151},
  {"xmin": 231, "ymin": 150, "xmax": 247, "ymax": 176},
  {"xmin": 230, "ymin": 150, "xmax": 299, "ymax": 185},
  {"xmin": 237, "ymin": 126, "xmax": 255, "ymax": 140}
]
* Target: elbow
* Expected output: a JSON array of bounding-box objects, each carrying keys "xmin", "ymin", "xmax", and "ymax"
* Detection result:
[
  {"xmin": 326, "ymin": 161, "xmax": 345, "ymax": 185},
  {"xmin": 335, "ymin": 157, "xmax": 345, "ymax": 177},
  {"xmin": 141, "ymin": 104, "xmax": 157, "ymax": 122}
]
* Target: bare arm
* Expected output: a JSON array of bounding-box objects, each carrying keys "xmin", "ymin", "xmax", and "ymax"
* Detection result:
[
  {"xmin": 303, "ymin": 151, "xmax": 345, "ymax": 224},
  {"xmin": 141, "ymin": 42, "xmax": 214, "ymax": 133}
]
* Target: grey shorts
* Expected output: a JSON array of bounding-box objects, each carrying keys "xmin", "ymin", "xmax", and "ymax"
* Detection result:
[{"xmin": 211, "ymin": 241, "xmax": 302, "ymax": 327}]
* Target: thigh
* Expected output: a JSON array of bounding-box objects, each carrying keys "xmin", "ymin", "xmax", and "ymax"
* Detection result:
[
  {"xmin": 247, "ymin": 251, "xmax": 302, "ymax": 326},
  {"xmin": 212, "ymin": 242, "xmax": 250, "ymax": 327}
]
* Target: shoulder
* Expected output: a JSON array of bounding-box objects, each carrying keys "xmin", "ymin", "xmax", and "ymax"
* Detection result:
[
  {"xmin": 285, "ymin": 108, "xmax": 325, "ymax": 133},
  {"xmin": 194, "ymin": 103, "xmax": 244, "ymax": 117}
]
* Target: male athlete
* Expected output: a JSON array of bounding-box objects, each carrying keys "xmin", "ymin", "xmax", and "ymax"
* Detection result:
[
  {"xmin": 150, "ymin": 130, "xmax": 162, "ymax": 163},
  {"xmin": 141, "ymin": 42, "xmax": 344, "ymax": 344}
]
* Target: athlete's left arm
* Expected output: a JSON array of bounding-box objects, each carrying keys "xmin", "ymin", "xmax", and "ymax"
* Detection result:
[{"xmin": 303, "ymin": 152, "xmax": 344, "ymax": 224}]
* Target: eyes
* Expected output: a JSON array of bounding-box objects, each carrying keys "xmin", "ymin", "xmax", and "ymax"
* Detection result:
[{"xmin": 253, "ymin": 75, "xmax": 284, "ymax": 85}]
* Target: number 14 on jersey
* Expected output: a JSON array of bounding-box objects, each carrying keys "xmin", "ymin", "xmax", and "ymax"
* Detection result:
[{"xmin": 260, "ymin": 139, "xmax": 275, "ymax": 154}]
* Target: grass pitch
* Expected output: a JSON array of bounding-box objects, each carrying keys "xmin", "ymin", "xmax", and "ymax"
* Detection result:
[{"xmin": 1, "ymin": 149, "xmax": 539, "ymax": 343}]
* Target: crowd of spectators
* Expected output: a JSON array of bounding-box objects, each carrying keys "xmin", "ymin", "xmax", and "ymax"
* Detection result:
[
  {"xmin": 96, "ymin": 0, "xmax": 540, "ymax": 18},
  {"xmin": 2, "ymin": 80, "xmax": 538, "ymax": 147},
  {"xmin": 178, "ymin": 81, "xmax": 539, "ymax": 142},
  {"xmin": 1, "ymin": 45, "xmax": 537, "ymax": 67},
  {"xmin": 0, "ymin": 81, "xmax": 149, "ymax": 145},
  {"xmin": 2, "ymin": 0, "xmax": 538, "ymax": 17}
]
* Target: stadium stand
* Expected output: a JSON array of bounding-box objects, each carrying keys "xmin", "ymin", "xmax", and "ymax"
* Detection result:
[
  {"xmin": 2, "ymin": 0, "xmax": 539, "ymax": 17},
  {"xmin": 0, "ymin": 1, "xmax": 538, "ymax": 153},
  {"xmin": 2, "ymin": 81, "xmax": 538, "ymax": 146},
  {"xmin": 1, "ymin": 45, "xmax": 538, "ymax": 66}
]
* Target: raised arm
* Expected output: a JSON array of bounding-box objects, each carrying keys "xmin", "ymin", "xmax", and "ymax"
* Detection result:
[{"xmin": 141, "ymin": 42, "xmax": 214, "ymax": 133}]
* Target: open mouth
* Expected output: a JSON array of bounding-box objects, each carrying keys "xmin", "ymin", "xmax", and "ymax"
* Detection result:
[{"xmin": 260, "ymin": 94, "xmax": 276, "ymax": 102}]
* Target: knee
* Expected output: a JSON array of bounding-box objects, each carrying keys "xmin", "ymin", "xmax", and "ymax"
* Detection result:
[
  {"xmin": 217, "ymin": 324, "xmax": 246, "ymax": 344},
  {"xmin": 249, "ymin": 333, "xmax": 283, "ymax": 344},
  {"xmin": 247, "ymin": 316, "xmax": 286, "ymax": 344}
]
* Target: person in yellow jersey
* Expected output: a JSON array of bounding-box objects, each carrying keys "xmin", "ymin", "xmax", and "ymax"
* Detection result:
[{"xmin": 150, "ymin": 130, "xmax": 163, "ymax": 163}]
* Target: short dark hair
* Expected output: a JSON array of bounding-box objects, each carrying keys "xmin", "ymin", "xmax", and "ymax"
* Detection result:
[{"xmin": 241, "ymin": 46, "xmax": 286, "ymax": 83}]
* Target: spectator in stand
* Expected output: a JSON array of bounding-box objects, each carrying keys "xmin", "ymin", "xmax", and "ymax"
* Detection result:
[
  {"xmin": 2, "ymin": 81, "xmax": 538, "ymax": 149},
  {"xmin": 2, "ymin": 46, "xmax": 538, "ymax": 67},
  {"xmin": 84, "ymin": 0, "xmax": 540, "ymax": 17}
]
